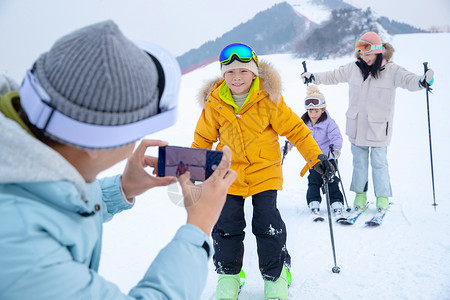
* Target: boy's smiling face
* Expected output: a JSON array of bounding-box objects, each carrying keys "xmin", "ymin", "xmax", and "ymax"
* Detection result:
[{"xmin": 224, "ymin": 68, "xmax": 257, "ymax": 95}]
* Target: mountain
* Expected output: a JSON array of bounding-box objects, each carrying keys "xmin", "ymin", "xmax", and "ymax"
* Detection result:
[
  {"xmin": 177, "ymin": 0, "xmax": 425, "ymax": 73},
  {"xmin": 177, "ymin": 2, "xmax": 312, "ymax": 74},
  {"xmin": 296, "ymin": 7, "xmax": 425, "ymax": 59}
]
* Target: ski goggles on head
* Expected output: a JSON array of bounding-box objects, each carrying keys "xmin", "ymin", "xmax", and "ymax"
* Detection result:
[
  {"xmin": 305, "ymin": 97, "xmax": 326, "ymax": 108},
  {"xmin": 355, "ymin": 40, "xmax": 383, "ymax": 53},
  {"xmin": 218, "ymin": 43, "xmax": 259, "ymax": 66}
]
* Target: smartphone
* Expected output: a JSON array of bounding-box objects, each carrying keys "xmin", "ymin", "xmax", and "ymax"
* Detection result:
[{"xmin": 158, "ymin": 146, "xmax": 223, "ymax": 181}]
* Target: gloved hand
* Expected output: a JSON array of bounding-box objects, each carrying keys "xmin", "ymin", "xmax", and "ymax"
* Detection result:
[
  {"xmin": 281, "ymin": 141, "xmax": 293, "ymax": 153},
  {"xmin": 286, "ymin": 142, "xmax": 293, "ymax": 153},
  {"xmin": 301, "ymin": 71, "xmax": 315, "ymax": 84},
  {"xmin": 420, "ymin": 69, "xmax": 434, "ymax": 88},
  {"xmin": 332, "ymin": 149, "xmax": 341, "ymax": 159},
  {"xmin": 312, "ymin": 159, "xmax": 335, "ymax": 176}
]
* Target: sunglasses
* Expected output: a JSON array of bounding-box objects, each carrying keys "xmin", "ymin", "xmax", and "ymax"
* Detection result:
[
  {"xmin": 305, "ymin": 98, "xmax": 326, "ymax": 107},
  {"xmin": 355, "ymin": 40, "xmax": 383, "ymax": 53},
  {"xmin": 218, "ymin": 43, "xmax": 259, "ymax": 66}
]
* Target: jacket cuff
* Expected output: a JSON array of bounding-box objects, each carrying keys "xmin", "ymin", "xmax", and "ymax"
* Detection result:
[
  {"xmin": 174, "ymin": 224, "xmax": 213, "ymax": 259},
  {"xmin": 99, "ymin": 175, "xmax": 135, "ymax": 215}
]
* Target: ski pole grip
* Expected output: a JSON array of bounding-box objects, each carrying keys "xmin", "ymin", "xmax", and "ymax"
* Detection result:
[
  {"xmin": 302, "ymin": 61, "xmax": 307, "ymax": 73},
  {"xmin": 283, "ymin": 140, "xmax": 289, "ymax": 155},
  {"xmin": 423, "ymin": 62, "xmax": 428, "ymax": 73},
  {"xmin": 318, "ymin": 154, "xmax": 328, "ymax": 162},
  {"xmin": 423, "ymin": 62, "xmax": 430, "ymax": 89},
  {"xmin": 329, "ymin": 144, "xmax": 334, "ymax": 159},
  {"xmin": 318, "ymin": 154, "xmax": 328, "ymax": 161},
  {"xmin": 318, "ymin": 154, "xmax": 332, "ymax": 173}
]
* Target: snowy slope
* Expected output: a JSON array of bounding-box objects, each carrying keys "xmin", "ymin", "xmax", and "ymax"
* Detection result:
[
  {"xmin": 290, "ymin": 0, "xmax": 332, "ymax": 25},
  {"xmin": 99, "ymin": 32, "xmax": 450, "ymax": 299}
]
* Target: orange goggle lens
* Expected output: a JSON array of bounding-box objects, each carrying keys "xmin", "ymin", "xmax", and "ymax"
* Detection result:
[{"xmin": 355, "ymin": 40, "xmax": 383, "ymax": 53}]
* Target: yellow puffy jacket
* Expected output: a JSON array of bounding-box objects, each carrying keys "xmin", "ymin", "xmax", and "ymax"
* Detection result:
[{"xmin": 192, "ymin": 61, "xmax": 322, "ymax": 198}]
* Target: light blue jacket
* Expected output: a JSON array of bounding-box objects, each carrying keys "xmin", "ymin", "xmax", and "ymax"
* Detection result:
[{"xmin": 0, "ymin": 112, "xmax": 212, "ymax": 299}]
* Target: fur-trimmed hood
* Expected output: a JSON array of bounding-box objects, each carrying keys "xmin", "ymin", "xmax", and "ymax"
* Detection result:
[
  {"xmin": 355, "ymin": 42, "xmax": 394, "ymax": 61},
  {"xmin": 196, "ymin": 60, "xmax": 282, "ymax": 109}
]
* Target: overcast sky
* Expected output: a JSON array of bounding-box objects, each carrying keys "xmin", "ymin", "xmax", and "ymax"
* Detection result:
[{"xmin": 0, "ymin": 0, "xmax": 449, "ymax": 81}]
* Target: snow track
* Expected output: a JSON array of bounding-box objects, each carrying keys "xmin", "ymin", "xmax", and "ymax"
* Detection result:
[{"xmin": 98, "ymin": 33, "xmax": 450, "ymax": 299}]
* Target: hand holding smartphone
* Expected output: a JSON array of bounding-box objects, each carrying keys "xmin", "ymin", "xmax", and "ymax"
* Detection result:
[
  {"xmin": 158, "ymin": 146, "xmax": 223, "ymax": 181},
  {"xmin": 178, "ymin": 145, "xmax": 237, "ymax": 236}
]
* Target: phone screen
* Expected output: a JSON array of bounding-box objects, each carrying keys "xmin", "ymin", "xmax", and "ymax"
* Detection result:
[{"xmin": 158, "ymin": 146, "xmax": 223, "ymax": 181}]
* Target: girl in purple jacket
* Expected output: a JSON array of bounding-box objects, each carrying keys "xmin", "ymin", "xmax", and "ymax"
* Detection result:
[{"xmin": 301, "ymin": 85, "xmax": 344, "ymax": 220}]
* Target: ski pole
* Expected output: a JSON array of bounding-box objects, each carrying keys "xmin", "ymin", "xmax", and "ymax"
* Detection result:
[
  {"xmin": 281, "ymin": 140, "xmax": 289, "ymax": 165},
  {"xmin": 329, "ymin": 144, "xmax": 351, "ymax": 212},
  {"xmin": 423, "ymin": 62, "xmax": 437, "ymax": 210},
  {"xmin": 302, "ymin": 61, "xmax": 309, "ymax": 86},
  {"xmin": 318, "ymin": 154, "xmax": 340, "ymax": 274}
]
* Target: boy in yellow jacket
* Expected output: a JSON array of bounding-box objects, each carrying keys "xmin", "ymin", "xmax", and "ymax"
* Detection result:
[{"xmin": 192, "ymin": 43, "xmax": 329, "ymax": 300}]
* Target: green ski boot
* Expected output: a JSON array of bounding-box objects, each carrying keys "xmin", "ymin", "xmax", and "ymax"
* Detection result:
[
  {"xmin": 264, "ymin": 265, "xmax": 291, "ymax": 300},
  {"xmin": 215, "ymin": 270, "xmax": 245, "ymax": 300},
  {"xmin": 376, "ymin": 197, "xmax": 389, "ymax": 209},
  {"xmin": 354, "ymin": 192, "xmax": 368, "ymax": 211}
]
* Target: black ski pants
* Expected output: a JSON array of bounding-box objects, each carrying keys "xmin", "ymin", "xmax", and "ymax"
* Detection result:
[
  {"xmin": 212, "ymin": 190, "xmax": 291, "ymax": 281},
  {"xmin": 306, "ymin": 159, "xmax": 343, "ymax": 206}
]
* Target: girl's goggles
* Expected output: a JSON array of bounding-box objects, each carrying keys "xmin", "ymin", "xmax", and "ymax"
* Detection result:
[
  {"xmin": 355, "ymin": 40, "xmax": 383, "ymax": 53},
  {"xmin": 305, "ymin": 97, "xmax": 326, "ymax": 107},
  {"xmin": 219, "ymin": 43, "xmax": 259, "ymax": 66}
]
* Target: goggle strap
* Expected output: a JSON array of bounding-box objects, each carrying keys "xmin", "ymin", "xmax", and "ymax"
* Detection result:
[
  {"xmin": 20, "ymin": 70, "xmax": 178, "ymax": 149},
  {"xmin": 133, "ymin": 40, "xmax": 181, "ymax": 112},
  {"xmin": 147, "ymin": 53, "xmax": 165, "ymax": 109},
  {"xmin": 221, "ymin": 57, "xmax": 258, "ymax": 68}
]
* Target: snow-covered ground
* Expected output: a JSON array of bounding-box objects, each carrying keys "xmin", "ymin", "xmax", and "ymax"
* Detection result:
[{"xmin": 99, "ymin": 32, "xmax": 450, "ymax": 299}]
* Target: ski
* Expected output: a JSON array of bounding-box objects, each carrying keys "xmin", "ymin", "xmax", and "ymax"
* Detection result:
[
  {"xmin": 311, "ymin": 208, "xmax": 346, "ymax": 222},
  {"xmin": 365, "ymin": 207, "xmax": 388, "ymax": 226},
  {"xmin": 313, "ymin": 215, "xmax": 324, "ymax": 222},
  {"xmin": 338, "ymin": 214, "xmax": 359, "ymax": 225},
  {"xmin": 311, "ymin": 208, "xmax": 324, "ymax": 222},
  {"xmin": 338, "ymin": 202, "xmax": 369, "ymax": 225},
  {"xmin": 365, "ymin": 216, "xmax": 384, "ymax": 226},
  {"xmin": 335, "ymin": 216, "xmax": 347, "ymax": 223}
]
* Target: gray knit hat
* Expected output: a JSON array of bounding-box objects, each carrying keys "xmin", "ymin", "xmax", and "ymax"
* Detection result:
[
  {"xmin": 20, "ymin": 20, "xmax": 181, "ymax": 149},
  {"xmin": 33, "ymin": 20, "xmax": 158, "ymax": 126}
]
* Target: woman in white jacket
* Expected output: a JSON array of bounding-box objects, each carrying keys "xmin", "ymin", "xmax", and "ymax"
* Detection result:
[{"xmin": 301, "ymin": 31, "xmax": 434, "ymax": 219}]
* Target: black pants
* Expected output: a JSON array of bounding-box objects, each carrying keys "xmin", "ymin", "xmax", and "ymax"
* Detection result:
[
  {"xmin": 212, "ymin": 190, "xmax": 291, "ymax": 281},
  {"xmin": 306, "ymin": 159, "xmax": 343, "ymax": 206}
]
